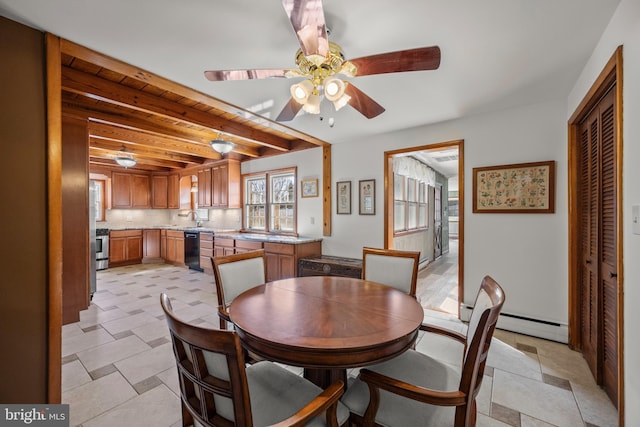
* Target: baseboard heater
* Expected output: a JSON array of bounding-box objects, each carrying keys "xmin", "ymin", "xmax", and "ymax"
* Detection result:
[{"xmin": 460, "ymin": 304, "xmax": 568, "ymax": 343}]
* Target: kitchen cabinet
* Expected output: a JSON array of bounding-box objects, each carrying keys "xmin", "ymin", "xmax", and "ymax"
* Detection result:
[
  {"xmin": 197, "ymin": 160, "xmax": 241, "ymax": 209},
  {"xmin": 197, "ymin": 167, "xmax": 212, "ymax": 208},
  {"xmin": 199, "ymin": 232, "xmax": 214, "ymax": 274},
  {"xmin": 235, "ymin": 239, "xmax": 263, "ymax": 254},
  {"xmin": 151, "ymin": 175, "xmax": 180, "ymax": 209},
  {"xmin": 143, "ymin": 229, "xmax": 161, "ymax": 261},
  {"xmin": 112, "ymin": 172, "xmax": 150, "ymax": 208},
  {"xmin": 151, "ymin": 176, "xmax": 168, "ymax": 208},
  {"xmin": 109, "ymin": 230, "xmax": 143, "ymax": 266},
  {"xmin": 263, "ymin": 241, "xmax": 321, "ymax": 281},
  {"xmin": 168, "ymin": 174, "xmax": 180, "ymax": 209},
  {"xmin": 213, "ymin": 236, "xmax": 235, "ymax": 257},
  {"xmin": 165, "ymin": 230, "xmax": 185, "ymax": 266}
]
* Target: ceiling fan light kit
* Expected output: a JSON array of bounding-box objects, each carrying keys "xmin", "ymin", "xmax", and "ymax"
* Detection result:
[{"xmin": 204, "ymin": 0, "xmax": 441, "ymax": 122}]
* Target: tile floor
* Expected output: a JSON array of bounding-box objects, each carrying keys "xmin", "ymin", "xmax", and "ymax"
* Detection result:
[{"xmin": 62, "ymin": 258, "xmax": 618, "ymax": 426}]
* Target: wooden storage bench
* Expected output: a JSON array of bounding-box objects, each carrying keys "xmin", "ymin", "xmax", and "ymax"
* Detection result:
[{"xmin": 298, "ymin": 255, "xmax": 363, "ymax": 279}]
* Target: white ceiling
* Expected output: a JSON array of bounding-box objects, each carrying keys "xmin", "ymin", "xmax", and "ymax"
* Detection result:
[{"xmin": 0, "ymin": 0, "xmax": 620, "ymax": 177}]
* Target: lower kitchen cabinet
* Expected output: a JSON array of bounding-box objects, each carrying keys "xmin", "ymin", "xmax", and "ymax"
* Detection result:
[
  {"xmin": 199, "ymin": 232, "xmax": 214, "ymax": 273},
  {"xmin": 213, "ymin": 236, "xmax": 235, "ymax": 257},
  {"xmin": 110, "ymin": 230, "xmax": 143, "ymax": 266},
  {"xmin": 264, "ymin": 241, "xmax": 321, "ymax": 281},
  {"xmin": 165, "ymin": 230, "xmax": 185, "ymax": 266},
  {"xmin": 143, "ymin": 229, "xmax": 162, "ymax": 262}
]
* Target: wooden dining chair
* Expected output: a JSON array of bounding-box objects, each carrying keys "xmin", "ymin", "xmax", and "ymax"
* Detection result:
[
  {"xmin": 341, "ymin": 275, "xmax": 505, "ymax": 427},
  {"xmin": 160, "ymin": 293, "xmax": 349, "ymax": 427},
  {"xmin": 211, "ymin": 249, "xmax": 266, "ymax": 330},
  {"xmin": 362, "ymin": 247, "xmax": 420, "ymax": 297}
]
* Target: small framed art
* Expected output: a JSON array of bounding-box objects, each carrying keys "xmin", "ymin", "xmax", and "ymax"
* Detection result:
[
  {"xmin": 301, "ymin": 178, "xmax": 319, "ymax": 198},
  {"xmin": 359, "ymin": 179, "xmax": 375, "ymax": 215},
  {"xmin": 336, "ymin": 181, "xmax": 351, "ymax": 214}
]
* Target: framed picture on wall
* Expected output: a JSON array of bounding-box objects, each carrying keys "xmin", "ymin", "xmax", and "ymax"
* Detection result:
[
  {"xmin": 301, "ymin": 178, "xmax": 319, "ymax": 198},
  {"xmin": 472, "ymin": 160, "xmax": 555, "ymax": 213},
  {"xmin": 359, "ymin": 179, "xmax": 375, "ymax": 215},
  {"xmin": 336, "ymin": 181, "xmax": 351, "ymax": 214}
]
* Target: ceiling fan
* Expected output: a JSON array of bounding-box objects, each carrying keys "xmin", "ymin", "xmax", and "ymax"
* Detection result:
[{"xmin": 204, "ymin": 0, "xmax": 441, "ymax": 122}]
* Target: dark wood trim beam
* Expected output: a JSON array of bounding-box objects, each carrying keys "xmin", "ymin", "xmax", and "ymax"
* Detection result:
[
  {"xmin": 89, "ymin": 146, "xmax": 191, "ymax": 169},
  {"xmin": 88, "ymin": 138, "xmax": 203, "ymax": 165}
]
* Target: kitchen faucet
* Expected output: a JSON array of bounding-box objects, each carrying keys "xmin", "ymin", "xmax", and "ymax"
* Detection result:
[{"xmin": 179, "ymin": 210, "xmax": 203, "ymax": 227}]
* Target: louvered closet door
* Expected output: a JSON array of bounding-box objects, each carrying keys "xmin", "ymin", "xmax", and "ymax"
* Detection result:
[{"xmin": 578, "ymin": 86, "xmax": 617, "ymax": 405}]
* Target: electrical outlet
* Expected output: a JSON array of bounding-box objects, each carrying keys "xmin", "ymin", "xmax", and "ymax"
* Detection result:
[{"xmin": 633, "ymin": 205, "xmax": 640, "ymax": 235}]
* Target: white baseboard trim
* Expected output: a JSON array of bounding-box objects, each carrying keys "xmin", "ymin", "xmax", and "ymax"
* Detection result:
[{"xmin": 460, "ymin": 305, "xmax": 568, "ymax": 343}]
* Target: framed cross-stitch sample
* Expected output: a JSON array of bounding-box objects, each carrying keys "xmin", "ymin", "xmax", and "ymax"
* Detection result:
[
  {"xmin": 336, "ymin": 181, "xmax": 351, "ymax": 214},
  {"xmin": 359, "ymin": 179, "xmax": 375, "ymax": 215},
  {"xmin": 473, "ymin": 160, "xmax": 555, "ymax": 213}
]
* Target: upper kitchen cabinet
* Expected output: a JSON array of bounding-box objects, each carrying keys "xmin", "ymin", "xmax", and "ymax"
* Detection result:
[
  {"xmin": 112, "ymin": 172, "xmax": 150, "ymax": 208},
  {"xmin": 151, "ymin": 174, "xmax": 180, "ymax": 209},
  {"xmin": 198, "ymin": 160, "xmax": 241, "ymax": 209}
]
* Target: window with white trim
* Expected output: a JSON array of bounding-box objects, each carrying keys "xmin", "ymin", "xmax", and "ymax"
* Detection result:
[{"xmin": 244, "ymin": 168, "xmax": 296, "ymax": 233}]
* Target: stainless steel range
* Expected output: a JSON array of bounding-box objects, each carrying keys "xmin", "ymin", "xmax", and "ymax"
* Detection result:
[{"xmin": 96, "ymin": 228, "xmax": 109, "ymax": 271}]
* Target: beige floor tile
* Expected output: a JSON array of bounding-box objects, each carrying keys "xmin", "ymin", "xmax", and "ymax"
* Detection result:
[
  {"xmin": 62, "ymin": 328, "xmax": 115, "ymax": 358},
  {"xmin": 477, "ymin": 412, "xmax": 512, "ymax": 426},
  {"xmin": 78, "ymin": 306, "xmax": 130, "ymax": 329},
  {"xmin": 82, "ymin": 384, "xmax": 181, "ymax": 427},
  {"xmin": 571, "ymin": 379, "xmax": 618, "ymax": 427},
  {"xmin": 77, "ymin": 334, "xmax": 151, "ymax": 372},
  {"xmin": 487, "ymin": 339, "xmax": 543, "ymax": 382},
  {"xmin": 62, "ymin": 371, "xmax": 137, "ymax": 426},
  {"xmin": 520, "ymin": 413, "xmax": 557, "ymax": 426},
  {"xmin": 492, "ymin": 369, "xmax": 583, "ymax": 426},
  {"xmin": 100, "ymin": 311, "xmax": 159, "ymax": 335},
  {"xmin": 62, "ymin": 360, "xmax": 92, "ymax": 392},
  {"xmin": 156, "ymin": 367, "xmax": 180, "ymax": 397},
  {"xmin": 115, "ymin": 342, "xmax": 175, "ymax": 385},
  {"xmin": 131, "ymin": 318, "xmax": 171, "ymax": 343}
]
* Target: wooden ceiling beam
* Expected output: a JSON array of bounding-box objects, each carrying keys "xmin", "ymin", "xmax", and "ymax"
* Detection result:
[
  {"xmin": 89, "ymin": 147, "xmax": 188, "ymax": 169},
  {"xmin": 89, "ymin": 157, "xmax": 169, "ymax": 172},
  {"xmin": 60, "ymin": 38, "xmax": 328, "ymax": 147},
  {"xmin": 88, "ymin": 138, "xmax": 202, "ymax": 165},
  {"xmin": 63, "ymin": 66, "xmax": 293, "ymax": 152},
  {"xmin": 63, "ymin": 100, "xmax": 261, "ymax": 158},
  {"xmin": 88, "ymin": 121, "xmax": 221, "ymax": 160}
]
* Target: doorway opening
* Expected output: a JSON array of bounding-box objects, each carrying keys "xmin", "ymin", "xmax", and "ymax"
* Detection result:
[{"xmin": 384, "ymin": 139, "xmax": 464, "ymax": 317}]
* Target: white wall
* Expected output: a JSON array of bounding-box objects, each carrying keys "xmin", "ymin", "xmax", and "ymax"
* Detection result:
[
  {"xmin": 568, "ymin": 0, "xmax": 640, "ymax": 423},
  {"xmin": 244, "ymin": 97, "xmax": 569, "ymax": 330}
]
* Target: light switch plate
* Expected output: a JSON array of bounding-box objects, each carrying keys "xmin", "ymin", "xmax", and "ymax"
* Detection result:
[{"xmin": 633, "ymin": 205, "xmax": 640, "ymax": 235}]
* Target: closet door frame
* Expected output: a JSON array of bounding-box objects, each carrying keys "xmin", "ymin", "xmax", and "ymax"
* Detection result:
[{"xmin": 567, "ymin": 46, "xmax": 623, "ymax": 421}]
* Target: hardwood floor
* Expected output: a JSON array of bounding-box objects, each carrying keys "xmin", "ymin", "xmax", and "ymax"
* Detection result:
[{"xmin": 417, "ymin": 238, "xmax": 459, "ymax": 314}]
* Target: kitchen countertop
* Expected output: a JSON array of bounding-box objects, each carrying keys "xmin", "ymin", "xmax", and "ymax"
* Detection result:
[
  {"xmin": 107, "ymin": 227, "xmax": 322, "ymax": 244},
  {"xmin": 213, "ymin": 232, "xmax": 322, "ymax": 244}
]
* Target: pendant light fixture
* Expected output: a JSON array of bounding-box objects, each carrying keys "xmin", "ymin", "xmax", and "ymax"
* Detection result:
[
  {"xmin": 114, "ymin": 147, "xmax": 137, "ymax": 168},
  {"xmin": 210, "ymin": 134, "xmax": 235, "ymax": 154}
]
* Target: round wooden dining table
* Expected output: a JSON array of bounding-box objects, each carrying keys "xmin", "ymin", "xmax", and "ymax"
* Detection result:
[{"xmin": 228, "ymin": 275, "xmax": 424, "ymax": 389}]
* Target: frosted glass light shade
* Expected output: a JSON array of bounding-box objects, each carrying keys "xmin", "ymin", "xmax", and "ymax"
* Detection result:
[
  {"xmin": 210, "ymin": 139, "xmax": 235, "ymax": 154},
  {"xmin": 115, "ymin": 155, "xmax": 136, "ymax": 167}
]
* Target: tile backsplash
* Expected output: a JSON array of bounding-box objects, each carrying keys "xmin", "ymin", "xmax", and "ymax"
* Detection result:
[{"xmin": 102, "ymin": 208, "xmax": 242, "ymax": 231}]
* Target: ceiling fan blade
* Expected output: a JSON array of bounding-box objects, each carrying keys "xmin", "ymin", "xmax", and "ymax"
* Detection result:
[
  {"xmin": 345, "ymin": 83, "xmax": 385, "ymax": 119},
  {"xmin": 276, "ymin": 97, "xmax": 303, "ymax": 122},
  {"xmin": 282, "ymin": 0, "xmax": 329, "ymax": 57},
  {"xmin": 348, "ymin": 46, "xmax": 441, "ymax": 77},
  {"xmin": 204, "ymin": 69, "xmax": 289, "ymax": 81}
]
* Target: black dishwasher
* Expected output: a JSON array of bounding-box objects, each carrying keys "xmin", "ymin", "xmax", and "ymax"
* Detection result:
[{"xmin": 184, "ymin": 232, "xmax": 203, "ymax": 271}]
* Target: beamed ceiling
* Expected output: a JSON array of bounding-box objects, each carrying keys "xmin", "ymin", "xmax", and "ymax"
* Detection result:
[{"xmin": 60, "ymin": 39, "xmax": 329, "ymax": 172}]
